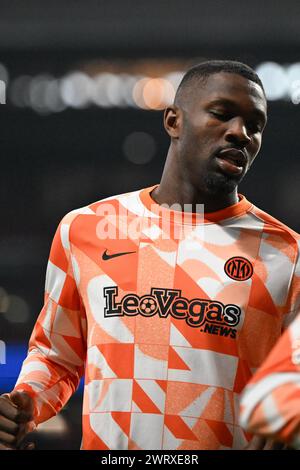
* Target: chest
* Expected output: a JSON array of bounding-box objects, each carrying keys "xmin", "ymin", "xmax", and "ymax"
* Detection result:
[{"xmin": 73, "ymin": 223, "xmax": 292, "ymax": 349}]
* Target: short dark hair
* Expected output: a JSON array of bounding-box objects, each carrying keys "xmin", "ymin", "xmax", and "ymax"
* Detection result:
[{"xmin": 174, "ymin": 60, "xmax": 265, "ymax": 104}]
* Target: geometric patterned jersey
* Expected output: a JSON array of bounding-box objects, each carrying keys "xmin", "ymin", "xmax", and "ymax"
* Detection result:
[
  {"xmin": 14, "ymin": 185, "xmax": 300, "ymax": 450},
  {"xmin": 239, "ymin": 312, "xmax": 300, "ymax": 448}
]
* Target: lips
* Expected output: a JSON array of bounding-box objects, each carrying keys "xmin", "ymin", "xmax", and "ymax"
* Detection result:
[{"xmin": 215, "ymin": 148, "xmax": 247, "ymax": 175}]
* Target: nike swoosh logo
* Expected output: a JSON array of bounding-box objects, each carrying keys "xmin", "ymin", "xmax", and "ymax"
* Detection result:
[{"xmin": 102, "ymin": 249, "xmax": 136, "ymax": 261}]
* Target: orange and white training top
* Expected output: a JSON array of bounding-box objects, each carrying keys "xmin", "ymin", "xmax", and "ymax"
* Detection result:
[
  {"xmin": 14, "ymin": 185, "xmax": 300, "ymax": 450},
  {"xmin": 239, "ymin": 312, "xmax": 300, "ymax": 448}
]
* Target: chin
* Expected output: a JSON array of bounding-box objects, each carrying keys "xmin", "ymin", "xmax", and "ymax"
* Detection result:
[{"xmin": 204, "ymin": 173, "xmax": 240, "ymax": 195}]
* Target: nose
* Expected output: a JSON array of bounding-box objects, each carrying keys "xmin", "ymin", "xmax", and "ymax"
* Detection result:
[{"xmin": 224, "ymin": 117, "xmax": 251, "ymax": 147}]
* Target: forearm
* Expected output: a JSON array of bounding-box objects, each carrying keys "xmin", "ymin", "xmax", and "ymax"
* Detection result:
[
  {"xmin": 13, "ymin": 348, "xmax": 82, "ymax": 424},
  {"xmin": 240, "ymin": 376, "xmax": 300, "ymax": 447}
]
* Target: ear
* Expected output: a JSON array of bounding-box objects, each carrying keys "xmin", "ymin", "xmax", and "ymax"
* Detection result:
[{"xmin": 164, "ymin": 105, "xmax": 182, "ymax": 138}]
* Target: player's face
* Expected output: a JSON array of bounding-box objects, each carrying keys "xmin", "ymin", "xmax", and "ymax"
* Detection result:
[{"xmin": 173, "ymin": 72, "xmax": 267, "ymax": 195}]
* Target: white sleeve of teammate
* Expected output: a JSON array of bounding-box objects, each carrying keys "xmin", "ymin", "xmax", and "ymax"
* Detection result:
[{"xmin": 240, "ymin": 252, "xmax": 300, "ymax": 447}]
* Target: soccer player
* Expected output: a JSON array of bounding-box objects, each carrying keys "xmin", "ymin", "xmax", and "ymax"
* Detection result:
[
  {"xmin": 239, "ymin": 310, "xmax": 300, "ymax": 448},
  {"xmin": 0, "ymin": 60, "xmax": 299, "ymax": 450}
]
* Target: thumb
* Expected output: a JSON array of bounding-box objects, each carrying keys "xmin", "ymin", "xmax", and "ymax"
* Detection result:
[{"xmin": 9, "ymin": 391, "xmax": 34, "ymax": 422}]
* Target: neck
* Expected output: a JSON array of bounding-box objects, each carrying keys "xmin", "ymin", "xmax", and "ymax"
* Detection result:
[{"xmin": 152, "ymin": 149, "xmax": 239, "ymax": 213}]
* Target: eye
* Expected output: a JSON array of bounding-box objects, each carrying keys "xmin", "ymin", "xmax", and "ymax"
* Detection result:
[
  {"xmin": 209, "ymin": 110, "xmax": 229, "ymax": 120},
  {"xmin": 247, "ymin": 121, "xmax": 263, "ymax": 134}
]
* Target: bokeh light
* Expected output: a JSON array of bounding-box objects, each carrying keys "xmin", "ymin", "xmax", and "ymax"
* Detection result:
[
  {"xmin": 3, "ymin": 295, "xmax": 30, "ymax": 323},
  {"xmin": 7, "ymin": 62, "xmax": 300, "ymax": 113},
  {"xmin": 60, "ymin": 72, "xmax": 93, "ymax": 108},
  {"xmin": 133, "ymin": 77, "xmax": 175, "ymax": 110},
  {"xmin": 256, "ymin": 62, "xmax": 289, "ymax": 100}
]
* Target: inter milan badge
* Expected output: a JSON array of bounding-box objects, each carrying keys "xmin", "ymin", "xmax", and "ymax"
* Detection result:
[{"xmin": 224, "ymin": 256, "xmax": 253, "ymax": 281}]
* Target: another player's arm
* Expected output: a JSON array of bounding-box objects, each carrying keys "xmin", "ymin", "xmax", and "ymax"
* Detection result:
[
  {"xmin": 240, "ymin": 247, "xmax": 300, "ymax": 448},
  {"xmin": 240, "ymin": 314, "xmax": 300, "ymax": 448}
]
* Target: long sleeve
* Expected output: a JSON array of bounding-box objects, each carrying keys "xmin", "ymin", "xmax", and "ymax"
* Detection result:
[
  {"xmin": 14, "ymin": 212, "xmax": 87, "ymax": 424},
  {"xmin": 239, "ymin": 253, "xmax": 300, "ymax": 447}
]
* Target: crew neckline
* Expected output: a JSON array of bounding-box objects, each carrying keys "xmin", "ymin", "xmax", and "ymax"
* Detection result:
[{"xmin": 139, "ymin": 184, "xmax": 253, "ymax": 224}]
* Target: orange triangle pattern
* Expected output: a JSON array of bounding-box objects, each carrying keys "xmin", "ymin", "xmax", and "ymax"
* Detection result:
[
  {"xmin": 132, "ymin": 380, "xmax": 162, "ymax": 414},
  {"xmin": 82, "ymin": 415, "xmax": 110, "ymax": 450},
  {"xmin": 233, "ymin": 359, "xmax": 253, "ymax": 393},
  {"xmin": 97, "ymin": 343, "xmax": 134, "ymax": 378},
  {"xmin": 49, "ymin": 225, "xmax": 69, "ymax": 273},
  {"xmin": 168, "ymin": 347, "xmax": 191, "ymax": 371},
  {"xmin": 205, "ymin": 419, "xmax": 233, "ymax": 448},
  {"xmin": 248, "ymin": 273, "xmax": 278, "ymax": 317},
  {"xmin": 156, "ymin": 380, "xmax": 168, "ymax": 392},
  {"xmin": 111, "ymin": 411, "xmax": 131, "ymax": 437},
  {"xmin": 174, "ymin": 265, "xmax": 210, "ymax": 300},
  {"xmin": 58, "ymin": 274, "xmax": 81, "ymax": 310},
  {"xmin": 33, "ymin": 321, "xmax": 52, "ymax": 350},
  {"xmin": 165, "ymin": 415, "xmax": 198, "ymax": 440},
  {"xmin": 62, "ymin": 335, "xmax": 86, "ymax": 362}
]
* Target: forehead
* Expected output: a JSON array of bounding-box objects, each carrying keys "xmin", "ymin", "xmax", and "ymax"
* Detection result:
[{"xmin": 193, "ymin": 72, "xmax": 267, "ymax": 113}]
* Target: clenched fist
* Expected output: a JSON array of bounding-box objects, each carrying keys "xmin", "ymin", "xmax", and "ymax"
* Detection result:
[{"xmin": 0, "ymin": 391, "xmax": 36, "ymax": 450}]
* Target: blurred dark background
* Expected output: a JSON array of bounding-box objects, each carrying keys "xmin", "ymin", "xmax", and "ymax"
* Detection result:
[{"xmin": 0, "ymin": 0, "xmax": 300, "ymax": 449}]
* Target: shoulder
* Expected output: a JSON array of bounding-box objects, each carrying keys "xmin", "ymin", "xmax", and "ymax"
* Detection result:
[
  {"xmin": 248, "ymin": 202, "xmax": 300, "ymax": 245},
  {"xmin": 58, "ymin": 186, "xmax": 150, "ymax": 239}
]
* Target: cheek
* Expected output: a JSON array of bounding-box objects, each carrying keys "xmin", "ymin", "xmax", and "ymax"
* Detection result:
[
  {"xmin": 248, "ymin": 137, "xmax": 262, "ymax": 166},
  {"xmin": 251, "ymin": 135, "xmax": 262, "ymax": 155}
]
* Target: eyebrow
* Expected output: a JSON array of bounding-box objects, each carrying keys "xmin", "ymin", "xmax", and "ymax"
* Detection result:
[{"xmin": 208, "ymin": 98, "xmax": 267, "ymax": 124}]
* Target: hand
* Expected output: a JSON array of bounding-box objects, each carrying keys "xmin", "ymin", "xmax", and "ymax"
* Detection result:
[
  {"xmin": 0, "ymin": 391, "xmax": 36, "ymax": 450},
  {"xmin": 244, "ymin": 435, "xmax": 288, "ymax": 450}
]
